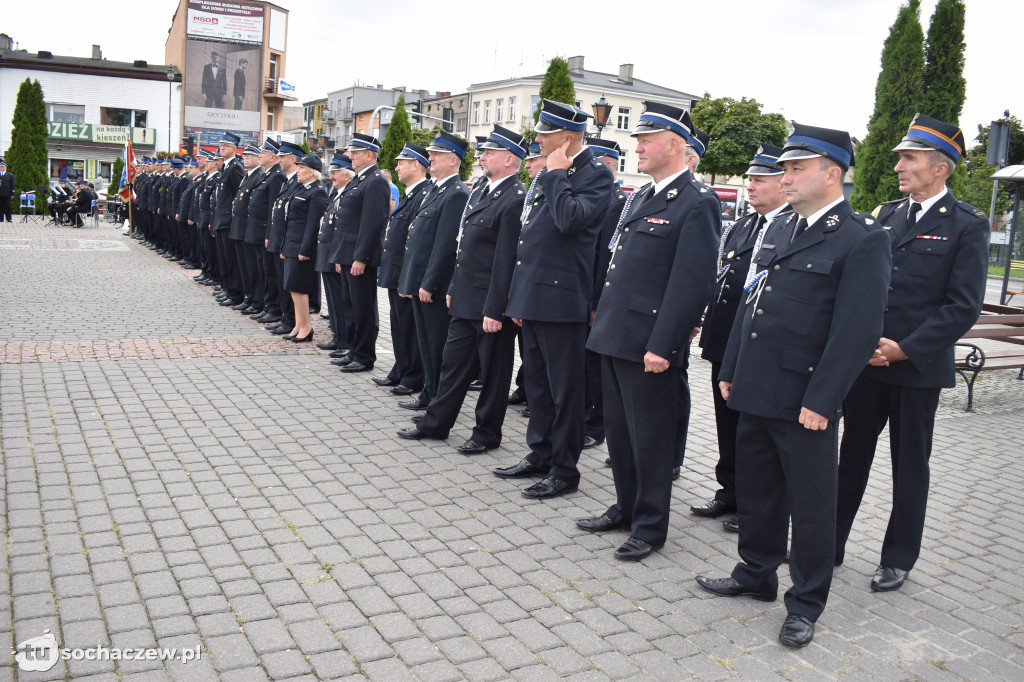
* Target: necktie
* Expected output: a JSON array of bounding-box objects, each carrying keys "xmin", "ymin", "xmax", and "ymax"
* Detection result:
[
  {"xmin": 790, "ymin": 217, "xmax": 808, "ymax": 244},
  {"xmin": 747, "ymin": 214, "xmax": 766, "ymax": 244},
  {"xmin": 907, "ymin": 202, "xmax": 922, "ymax": 229}
]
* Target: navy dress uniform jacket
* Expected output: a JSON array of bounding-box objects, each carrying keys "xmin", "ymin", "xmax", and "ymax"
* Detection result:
[
  {"xmin": 505, "ymin": 147, "xmax": 613, "ymax": 323},
  {"xmin": 281, "ymin": 182, "xmax": 327, "ymax": 259},
  {"xmin": 719, "ymin": 203, "xmax": 892, "ymax": 421},
  {"xmin": 213, "ymin": 157, "xmax": 244, "ymax": 232},
  {"xmin": 863, "ymin": 192, "xmax": 989, "ymax": 388},
  {"xmin": 245, "ymin": 165, "xmax": 285, "ymax": 245},
  {"xmin": 266, "ymin": 174, "xmax": 299, "ymax": 254},
  {"xmin": 379, "ymin": 181, "xmax": 431, "ymax": 289},
  {"xmin": 178, "ymin": 175, "xmax": 200, "ymax": 222},
  {"xmin": 230, "ymin": 168, "xmax": 264, "ymax": 240},
  {"xmin": 447, "ymin": 176, "xmax": 526, "ymax": 321},
  {"xmin": 589, "ymin": 173, "xmax": 720, "ymax": 365},
  {"xmin": 328, "ymin": 165, "xmax": 390, "ymax": 268},
  {"xmin": 398, "ymin": 177, "xmax": 471, "ymax": 297},
  {"xmin": 591, "ymin": 186, "xmax": 627, "ymax": 311},
  {"xmin": 315, "ymin": 190, "xmax": 344, "ymax": 273}
]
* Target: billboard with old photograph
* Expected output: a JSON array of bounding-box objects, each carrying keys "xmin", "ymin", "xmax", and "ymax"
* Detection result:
[{"xmin": 184, "ymin": 0, "xmax": 264, "ymax": 133}]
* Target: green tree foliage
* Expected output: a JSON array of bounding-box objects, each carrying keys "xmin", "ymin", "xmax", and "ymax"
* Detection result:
[
  {"xmin": 962, "ymin": 112, "xmax": 1024, "ymax": 224},
  {"xmin": 108, "ymin": 156, "xmax": 124, "ymax": 198},
  {"xmin": 922, "ymin": 0, "xmax": 968, "ymax": 196},
  {"xmin": 519, "ymin": 129, "xmax": 537, "ymax": 187},
  {"xmin": 534, "ymin": 57, "xmax": 576, "ymax": 123},
  {"xmin": 379, "ymin": 93, "xmax": 412, "ymax": 195},
  {"xmin": 7, "ymin": 78, "xmax": 50, "ymax": 213},
  {"xmin": 409, "ymin": 126, "xmax": 476, "ymax": 182},
  {"xmin": 851, "ymin": 0, "xmax": 925, "ymax": 211},
  {"xmin": 689, "ymin": 93, "xmax": 788, "ymax": 185}
]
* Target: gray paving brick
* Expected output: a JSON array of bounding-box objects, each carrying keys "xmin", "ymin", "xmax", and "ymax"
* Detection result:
[{"xmin": 205, "ymin": 633, "xmax": 260, "ymax": 672}]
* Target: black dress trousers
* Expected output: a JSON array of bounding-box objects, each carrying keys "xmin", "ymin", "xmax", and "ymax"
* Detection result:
[{"xmin": 385, "ymin": 288, "xmax": 423, "ymax": 390}]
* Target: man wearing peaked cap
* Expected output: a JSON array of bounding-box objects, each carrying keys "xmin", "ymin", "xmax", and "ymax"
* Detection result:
[
  {"xmin": 835, "ymin": 114, "xmax": 989, "ymax": 595},
  {"xmin": 316, "ymin": 152, "xmax": 356, "ymax": 354},
  {"xmin": 580, "ymin": 101, "xmax": 719, "ymax": 560},
  {"xmin": 246, "ymin": 139, "xmax": 287, "ymax": 323},
  {"xmin": 372, "ymin": 142, "xmax": 430, "ymax": 392},
  {"xmin": 696, "ymin": 143, "xmax": 792, "ymax": 534},
  {"xmin": 265, "ymin": 141, "xmax": 305, "ymax": 334},
  {"xmin": 397, "ymin": 130, "xmax": 470, "ymax": 404},
  {"xmin": 697, "ymin": 123, "xmax": 891, "ymax": 648},
  {"xmin": 212, "ymin": 132, "xmax": 245, "ymax": 307},
  {"xmin": 493, "ymin": 99, "xmax": 613, "ymax": 500},
  {"xmin": 580, "ymin": 137, "xmax": 627, "ymax": 453},
  {"xmin": 398, "ymin": 125, "xmax": 527, "ymax": 452},
  {"xmin": 229, "ymin": 142, "xmax": 268, "ymax": 314},
  {"xmin": 326, "ymin": 133, "xmax": 390, "ymax": 373}
]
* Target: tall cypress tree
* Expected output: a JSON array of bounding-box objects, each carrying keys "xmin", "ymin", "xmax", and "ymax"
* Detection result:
[
  {"xmin": 850, "ymin": 0, "xmax": 925, "ymax": 211},
  {"xmin": 534, "ymin": 57, "xmax": 576, "ymax": 123},
  {"xmin": 922, "ymin": 0, "xmax": 968, "ymax": 195},
  {"xmin": 7, "ymin": 78, "xmax": 50, "ymax": 213},
  {"xmin": 379, "ymin": 93, "xmax": 412, "ymax": 194}
]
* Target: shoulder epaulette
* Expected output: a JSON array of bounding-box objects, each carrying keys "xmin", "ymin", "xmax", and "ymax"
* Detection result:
[
  {"xmin": 870, "ymin": 198, "xmax": 903, "ymax": 218},
  {"xmin": 954, "ymin": 199, "xmax": 987, "ymax": 218},
  {"xmin": 850, "ymin": 211, "xmax": 880, "ymax": 229}
]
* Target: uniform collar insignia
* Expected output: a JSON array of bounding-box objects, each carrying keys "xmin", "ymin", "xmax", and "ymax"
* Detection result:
[
  {"xmin": 825, "ymin": 214, "xmax": 839, "ymax": 227},
  {"xmin": 666, "ymin": 188, "xmax": 679, "ymax": 200},
  {"xmin": 567, "ymin": 166, "xmax": 576, "ymax": 176},
  {"xmin": 939, "ymin": 206, "xmax": 946, "ymax": 213},
  {"xmin": 864, "ymin": 218, "xmax": 874, "ymax": 225}
]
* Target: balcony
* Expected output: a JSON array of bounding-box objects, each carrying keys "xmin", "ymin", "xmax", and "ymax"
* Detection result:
[{"xmin": 263, "ymin": 78, "xmax": 297, "ymax": 102}]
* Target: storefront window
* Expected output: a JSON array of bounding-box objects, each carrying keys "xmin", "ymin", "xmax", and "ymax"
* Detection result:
[
  {"xmin": 101, "ymin": 107, "xmax": 132, "ymax": 126},
  {"xmin": 133, "ymin": 110, "xmax": 148, "ymax": 128},
  {"xmin": 49, "ymin": 104, "xmax": 85, "ymax": 123}
]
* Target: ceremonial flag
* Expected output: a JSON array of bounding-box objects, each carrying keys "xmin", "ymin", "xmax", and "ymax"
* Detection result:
[{"xmin": 118, "ymin": 140, "xmax": 137, "ymax": 201}]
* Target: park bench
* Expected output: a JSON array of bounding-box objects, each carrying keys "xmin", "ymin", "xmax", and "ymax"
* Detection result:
[
  {"xmin": 954, "ymin": 302, "xmax": 1024, "ymax": 411},
  {"xmin": 1005, "ymin": 260, "xmax": 1024, "ymax": 304}
]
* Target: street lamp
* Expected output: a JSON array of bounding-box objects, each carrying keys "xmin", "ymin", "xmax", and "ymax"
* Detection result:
[
  {"xmin": 592, "ymin": 94, "xmax": 612, "ymax": 136},
  {"xmin": 166, "ymin": 66, "xmax": 174, "ymax": 155}
]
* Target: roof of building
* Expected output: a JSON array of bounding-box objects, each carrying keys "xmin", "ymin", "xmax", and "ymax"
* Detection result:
[
  {"xmin": 471, "ymin": 67, "xmax": 697, "ymax": 102},
  {"xmin": 0, "ymin": 46, "xmax": 181, "ymax": 82}
]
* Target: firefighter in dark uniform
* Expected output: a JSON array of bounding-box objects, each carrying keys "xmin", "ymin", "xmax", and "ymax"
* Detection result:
[
  {"xmin": 373, "ymin": 143, "xmax": 432, "ymax": 394},
  {"xmin": 694, "ymin": 143, "xmax": 791, "ymax": 533},
  {"xmin": 397, "ymin": 125, "xmax": 527, "ymax": 452},
  {"xmin": 248, "ymin": 139, "xmax": 286, "ymax": 323},
  {"xmin": 327, "ymin": 133, "xmax": 391, "ymax": 373},
  {"xmin": 696, "ymin": 124, "xmax": 892, "ymax": 648},
  {"xmin": 265, "ymin": 141, "xmax": 304, "ymax": 335},
  {"xmin": 198, "ymin": 151, "xmax": 223, "ymax": 286},
  {"xmin": 835, "ymin": 115, "xmax": 989, "ymax": 593},
  {"xmin": 316, "ymin": 152, "xmax": 354, "ymax": 356},
  {"xmin": 493, "ymin": 99, "xmax": 613, "ymax": 500},
  {"xmin": 230, "ymin": 144, "xmax": 266, "ymax": 314},
  {"xmin": 178, "ymin": 158, "xmax": 202, "ymax": 270},
  {"xmin": 582, "ymin": 138, "xmax": 627, "ymax": 452},
  {"xmin": 579, "ymin": 102, "xmax": 718, "ymax": 560},
  {"xmin": 397, "ymin": 131, "xmax": 471, "ymax": 406},
  {"xmin": 213, "ymin": 133, "xmax": 245, "ymax": 307}
]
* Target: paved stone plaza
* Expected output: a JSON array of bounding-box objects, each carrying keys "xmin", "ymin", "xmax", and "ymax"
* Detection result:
[{"xmin": 2, "ymin": 218, "xmax": 1022, "ymax": 680}]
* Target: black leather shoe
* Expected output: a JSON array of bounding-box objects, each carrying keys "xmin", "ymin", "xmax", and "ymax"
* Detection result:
[
  {"xmin": 241, "ymin": 305, "xmax": 261, "ymax": 315},
  {"xmin": 521, "ymin": 407, "xmax": 531, "ymax": 417},
  {"xmin": 604, "ymin": 457, "xmax": 611, "ymax": 467},
  {"xmin": 468, "ymin": 379, "xmax": 483, "ymax": 391},
  {"xmin": 340, "ymin": 362, "xmax": 372, "ymax": 373},
  {"xmin": 411, "ymin": 415, "xmax": 422, "ymax": 423},
  {"xmin": 695, "ymin": 576, "xmax": 776, "ymax": 601},
  {"xmin": 260, "ymin": 315, "xmax": 282, "ymax": 325},
  {"xmin": 329, "ymin": 349, "xmax": 351, "ymax": 358},
  {"xmin": 398, "ymin": 398, "xmax": 429, "ymax": 410},
  {"xmin": 870, "ymin": 566, "xmax": 908, "ymax": 592},
  {"xmin": 390, "ymin": 384, "xmax": 415, "ymax": 396},
  {"xmin": 316, "ymin": 341, "xmax": 338, "ymax": 351},
  {"xmin": 220, "ymin": 298, "xmax": 243, "ymax": 307},
  {"xmin": 614, "ymin": 536, "xmax": 663, "ymax": 561},
  {"xmin": 522, "ymin": 476, "xmax": 577, "ymax": 500},
  {"xmin": 372, "ymin": 376, "xmax": 398, "ymax": 387},
  {"xmin": 397, "ymin": 426, "xmax": 440, "ymax": 440},
  {"xmin": 779, "ymin": 614, "xmax": 815, "ymax": 648},
  {"xmin": 576, "ymin": 514, "xmax": 627, "ymax": 533},
  {"xmin": 582, "ymin": 435, "xmax": 604, "ymax": 449},
  {"xmin": 231, "ymin": 300, "xmax": 251, "ymax": 311},
  {"xmin": 507, "ymin": 389, "xmax": 526, "ymax": 405},
  {"xmin": 723, "ymin": 515, "xmax": 739, "ymax": 533},
  {"xmin": 331, "ymin": 356, "xmax": 353, "ymax": 366},
  {"xmin": 493, "ymin": 458, "xmax": 546, "ymax": 479},
  {"xmin": 690, "ymin": 499, "xmax": 736, "ymax": 518},
  {"xmin": 270, "ymin": 327, "xmax": 293, "ymax": 336},
  {"xmin": 457, "ymin": 439, "xmax": 492, "ymax": 455}
]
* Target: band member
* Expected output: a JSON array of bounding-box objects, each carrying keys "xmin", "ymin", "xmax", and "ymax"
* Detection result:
[
  {"xmin": 696, "ymin": 123, "xmax": 891, "ymax": 648},
  {"xmin": 578, "ymin": 102, "xmax": 718, "ymax": 560},
  {"xmin": 835, "ymin": 114, "xmax": 989, "ymax": 593}
]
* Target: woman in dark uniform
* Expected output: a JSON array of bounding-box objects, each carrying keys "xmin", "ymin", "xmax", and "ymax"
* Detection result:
[{"xmin": 281, "ymin": 154, "xmax": 328, "ymax": 342}]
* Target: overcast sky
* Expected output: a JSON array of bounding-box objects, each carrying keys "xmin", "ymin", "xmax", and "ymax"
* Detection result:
[{"xmin": 3, "ymin": 0, "xmax": 1019, "ymax": 147}]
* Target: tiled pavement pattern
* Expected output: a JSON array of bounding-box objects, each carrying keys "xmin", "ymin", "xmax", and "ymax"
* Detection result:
[{"xmin": 2, "ymin": 218, "xmax": 1022, "ymax": 681}]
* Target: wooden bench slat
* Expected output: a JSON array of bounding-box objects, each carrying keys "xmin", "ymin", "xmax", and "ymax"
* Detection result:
[{"xmin": 961, "ymin": 328, "xmax": 1024, "ymax": 339}]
